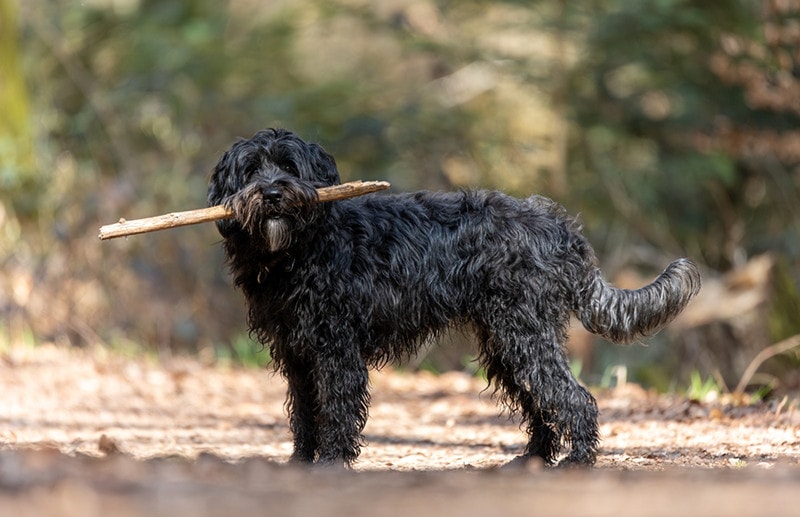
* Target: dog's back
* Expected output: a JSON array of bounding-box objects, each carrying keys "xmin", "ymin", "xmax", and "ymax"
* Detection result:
[{"xmin": 276, "ymin": 189, "xmax": 700, "ymax": 361}]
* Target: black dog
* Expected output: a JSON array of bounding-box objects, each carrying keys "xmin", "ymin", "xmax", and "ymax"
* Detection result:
[{"xmin": 208, "ymin": 128, "xmax": 701, "ymax": 467}]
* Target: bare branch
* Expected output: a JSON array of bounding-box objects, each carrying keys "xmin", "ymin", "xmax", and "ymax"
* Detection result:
[{"xmin": 98, "ymin": 180, "xmax": 391, "ymax": 240}]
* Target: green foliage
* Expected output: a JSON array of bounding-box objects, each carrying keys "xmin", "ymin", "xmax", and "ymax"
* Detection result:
[
  {"xmin": 0, "ymin": 0, "xmax": 35, "ymax": 193},
  {"xmin": 769, "ymin": 258, "xmax": 800, "ymax": 342},
  {"xmin": 747, "ymin": 383, "xmax": 774, "ymax": 404},
  {"xmin": 569, "ymin": 358, "xmax": 583, "ymax": 381},
  {"xmin": 415, "ymin": 358, "xmax": 442, "ymax": 376},
  {"xmin": 565, "ymin": 0, "xmax": 800, "ymax": 269},
  {"xmin": 0, "ymin": 322, "xmax": 36, "ymax": 352},
  {"xmin": 216, "ymin": 335, "xmax": 272, "ymax": 368},
  {"xmin": 686, "ymin": 371, "xmax": 721, "ymax": 402}
]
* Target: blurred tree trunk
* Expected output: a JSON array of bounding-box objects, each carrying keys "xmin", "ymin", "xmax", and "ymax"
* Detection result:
[{"xmin": 0, "ymin": 0, "xmax": 35, "ymax": 180}]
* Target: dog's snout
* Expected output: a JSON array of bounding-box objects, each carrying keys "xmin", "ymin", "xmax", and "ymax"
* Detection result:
[{"xmin": 263, "ymin": 187, "xmax": 282, "ymax": 203}]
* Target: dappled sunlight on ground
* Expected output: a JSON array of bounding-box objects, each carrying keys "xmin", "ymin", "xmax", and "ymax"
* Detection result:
[{"xmin": 1, "ymin": 344, "xmax": 799, "ymax": 515}]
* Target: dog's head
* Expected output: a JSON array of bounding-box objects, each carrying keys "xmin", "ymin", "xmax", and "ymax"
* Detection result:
[{"xmin": 208, "ymin": 128, "xmax": 340, "ymax": 252}]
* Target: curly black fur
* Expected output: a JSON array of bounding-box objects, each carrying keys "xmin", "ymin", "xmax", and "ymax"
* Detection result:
[{"xmin": 208, "ymin": 128, "xmax": 702, "ymax": 467}]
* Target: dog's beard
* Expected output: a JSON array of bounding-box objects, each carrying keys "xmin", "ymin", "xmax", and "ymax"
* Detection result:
[
  {"xmin": 231, "ymin": 195, "xmax": 293, "ymax": 252},
  {"xmin": 264, "ymin": 218, "xmax": 291, "ymax": 252},
  {"xmin": 225, "ymin": 181, "xmax": 317, "ymax": 253}
]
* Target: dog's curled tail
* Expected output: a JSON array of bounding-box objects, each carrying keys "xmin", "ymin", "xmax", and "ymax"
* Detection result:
[{"xmin": 577, "ymin": 258, "xmax": 701, "ymax": 343}]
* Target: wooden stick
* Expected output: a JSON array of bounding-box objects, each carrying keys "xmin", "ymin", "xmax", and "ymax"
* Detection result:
[{"xmin": 98, "ymin": 180, "xmax": 390, "ymax": 240}]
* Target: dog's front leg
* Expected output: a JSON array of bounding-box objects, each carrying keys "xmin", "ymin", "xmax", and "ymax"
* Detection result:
[
  {"xmin": 311, "ymin": 344, "xmax": 370, "ymax": 467},
  {"xmin": 283, "ymin": 353, "xmax": 319, "ymax": 463}
]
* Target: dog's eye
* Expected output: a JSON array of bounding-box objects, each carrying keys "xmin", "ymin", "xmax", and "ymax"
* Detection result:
[{"xmin": 277, "ymin": 160, "xmax": 298, "ymax": 176}]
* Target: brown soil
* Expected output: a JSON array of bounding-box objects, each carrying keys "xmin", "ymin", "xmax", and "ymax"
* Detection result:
[{"xmin": 1, "ymin": 344, "xmax": 799, "ymax": 516}]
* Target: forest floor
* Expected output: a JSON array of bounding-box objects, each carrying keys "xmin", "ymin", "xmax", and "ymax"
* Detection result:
[{"xmin": 1, "ymin": 344, "xmax": 799, "ymax": 516}]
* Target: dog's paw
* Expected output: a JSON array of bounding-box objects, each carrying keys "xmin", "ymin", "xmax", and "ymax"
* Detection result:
[
  {"xmin": 501, "ymin": 455, "xmax": 547, "ymax": 471},
  {"xmin": 555, "ymin": 453, "xmax": 596, "ymax": 469},
  {"xmin": 313, "ymin": 457, "xmax": 352, "ymax": 471}
]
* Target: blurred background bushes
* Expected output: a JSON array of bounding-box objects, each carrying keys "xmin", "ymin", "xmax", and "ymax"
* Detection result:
[{"xmin": 1, "ymin": 0, "xmax": 798, "ymax": 389}]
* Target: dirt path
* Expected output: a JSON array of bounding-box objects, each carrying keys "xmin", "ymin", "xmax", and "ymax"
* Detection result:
[{"xmin": 1, "ymin": 344, "xmax": 799, "ymax": 516}]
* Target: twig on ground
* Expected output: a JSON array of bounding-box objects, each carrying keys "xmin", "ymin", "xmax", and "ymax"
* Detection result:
[{"xmin": 734, "ymin": 333, "xmax": 800, "ymax": 396}]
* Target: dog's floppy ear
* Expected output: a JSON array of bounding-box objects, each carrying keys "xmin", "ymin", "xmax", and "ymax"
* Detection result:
[
  {"xmin": 208, "ymin": 138, "xmax": 255, "ymax": 205},
  {"xmin": 272, "ymin": 129, "xmax": 340, "ymax": 187},
  {"xmin": 302, "ymin": 141, "xmax": 340, "ymax": 187},
  {"xmin": 208, "ymin": 139, "xmax": 252, "ymax": 236}
]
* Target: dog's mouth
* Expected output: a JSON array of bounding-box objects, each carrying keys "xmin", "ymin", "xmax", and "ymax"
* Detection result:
[
  {"xmin": 222, "ymin": 178, "xmax": 321, "ymax": 253},
  {"xmin": 262, "ymin": 208, "xmax": 284, "ymax": 220},
  {"xmin": 224, "ymin": 190, "xmax": 293, "ymax": 252}
]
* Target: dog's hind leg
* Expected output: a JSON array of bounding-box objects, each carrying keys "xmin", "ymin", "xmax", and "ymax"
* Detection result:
[
  {"xmin": 477, "ymin": 315, "xmax": 599, "ymax": 467},
  {"xmin": 477, "ymin": 321, "xmax": 561, "ymax": 466},
  {"xmin": 525, "ymin": 331, "xmax": 599, "ymax": 467},
  {"xmin": 524, "ymin": 408, "xmax": 560, "ymax": 463},
  {"xmin": 548, "ymin": 373, "xmax": 599, "ymax": 467}
]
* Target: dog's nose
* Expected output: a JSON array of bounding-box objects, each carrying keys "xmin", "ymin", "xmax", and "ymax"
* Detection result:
[{"xmin": 263, "ymin": 188, "xmax": 282, "ymax": 203}]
